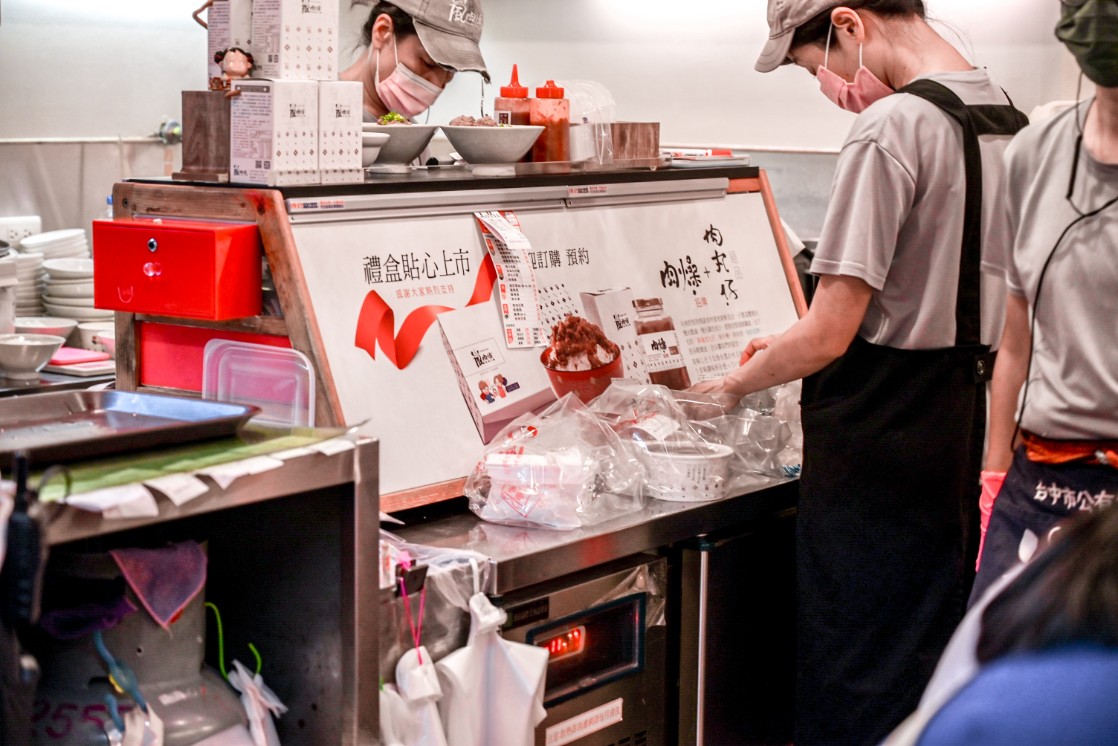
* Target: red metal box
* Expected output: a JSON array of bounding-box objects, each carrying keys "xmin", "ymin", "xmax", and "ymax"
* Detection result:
[{"xmin": 93, "ymin": 218, "xmax": 262, "ymax": 320}]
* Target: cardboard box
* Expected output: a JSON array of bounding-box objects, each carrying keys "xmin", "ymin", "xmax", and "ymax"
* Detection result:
[
  {"xmin": 230, "ymin": 79, "xmax": 318, "ymax": 186},
  {"xmin": 439, "ymin": 303, "xmax": 557, "ymax": 444},
  {"xmin": 206, "ymin": 0, "xmax": 254, "ymax": 82},
  {"xmin": 580, "ymin": 287, "xmax": 650, "ymax": 382},
  {"xmin": 318, "ymin": 81, "xmax": 363, "ymax": 184},
  {"xmin": 251, "ymin": 0, "xmax": 338, "ymax": 81}
]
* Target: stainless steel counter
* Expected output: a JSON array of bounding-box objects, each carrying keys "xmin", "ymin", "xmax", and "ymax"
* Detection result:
[
  {"xmin": 394, "ymin": 475, "xmax": 798, "ymax": 595},
  {"xmin": 0, "ymin": 370, "xmax": 114, "ymax": 398}
]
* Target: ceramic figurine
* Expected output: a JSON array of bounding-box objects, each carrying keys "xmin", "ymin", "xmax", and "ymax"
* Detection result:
[{"xmin": 211, "ymin": 47, "xmax": 255, "ymax": 96}]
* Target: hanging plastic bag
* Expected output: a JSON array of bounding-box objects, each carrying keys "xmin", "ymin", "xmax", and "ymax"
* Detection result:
[
  {"xmin": 388, "ymin": 552, "xmax": 450, "ymax": 746},
  {"xmin": 380, "ymin": 683, "xmax": 413, "ymax": 746},
  {"xmin": 435, "ymin": 561, "xmax": 549, "ymax": 746},
  {"xmin": 396, "ymin": 646, "xmax": 449, "ymax": 746},
  {"xmin": 379, "ymin": 533, "xmax": 495, "ymax": 681},
  {"xmin": 227, "ymin": 659, "xmax": 287, "ymax": 746},
  {"xmin": 464, "ymin": 394, "xmax": 644, "ymax": 530}
]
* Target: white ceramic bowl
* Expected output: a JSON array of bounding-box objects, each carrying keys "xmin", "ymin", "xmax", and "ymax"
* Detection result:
[
  {"xmin": 18, "ymin": 229, "xmax": 85, "ymax": 252},
  {"xmin": 42, "ymin": 295, "xmax": 96, "ymax": 308},
  {"xmin": 361, "ymin": 132, "xmax": 391, "ymax": 168},
  {"xmin": 44, "ymin": 303, "xmax": 110, "ymax": 320},
  {"xmin": 14, "ymin": 316, "xmax": 79, "ymax": 338},
  {"xmin": 361, "ymin": 124, "xmax": 438, "ymax": 164},
  {"xmin": 42, "ymin": 257, "xmax": 94, "ymax": 280},
  {"xmin": 0, "ymin": 333, "xmax": 66, "ymax": 380},
  {"xmin": 440, "ymin": 125, "xmax": 543, "ymax": 164},
  {"xmin": 639, "ymin": 441, "xmax": 734, "ymax": 502},
  {"xmin": 78, "ymin": 321, "xmax": 115, "ymax": 351},
  {"xmin": 43, "ymin": 279, "xmax": 95, "ymax": 298},
  {"xmin": 95, "ymin": 328, "xmax": 117, "ymax": 359}
]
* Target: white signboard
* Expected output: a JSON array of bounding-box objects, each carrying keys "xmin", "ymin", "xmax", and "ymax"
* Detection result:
[{"xmin": 291, "ymin": 190, "xmax": 798, "ymax": 495}]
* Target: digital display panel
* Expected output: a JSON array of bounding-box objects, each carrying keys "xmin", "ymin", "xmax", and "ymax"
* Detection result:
[{"xmin": 539, "ymin": 625, "xmax": 586, "ymax": 662}]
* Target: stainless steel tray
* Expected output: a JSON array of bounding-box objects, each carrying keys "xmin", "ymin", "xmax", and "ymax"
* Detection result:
[{"xmin": 0, "ymin": 390, "xmax": 259, "ymax": 464}]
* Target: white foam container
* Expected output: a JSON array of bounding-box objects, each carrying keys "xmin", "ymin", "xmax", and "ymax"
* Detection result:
[{"xmin": 640, "ymin": 440, "xmax": 734, "ymax": 502}]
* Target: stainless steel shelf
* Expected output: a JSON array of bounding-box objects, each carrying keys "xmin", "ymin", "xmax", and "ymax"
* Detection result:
[
  {"xmin": 41, "ymin": 439, "xmax": 381, "ymax": 746},
  {"xmin": 394, "ymin": 475, "xmax": 798, "ymax": 595},
  {"xmin": 45, "ymin": 439, "xmax": 375, "ymax": 546}
]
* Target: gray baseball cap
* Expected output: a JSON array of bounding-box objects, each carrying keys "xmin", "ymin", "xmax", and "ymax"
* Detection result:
[
  {"xmin": 756, "ymin": 0, "xmax": 837, "ymax": 73},
  {"xmin": 390, "ymin": 0, "xmax": 490, "ymax": 82}
]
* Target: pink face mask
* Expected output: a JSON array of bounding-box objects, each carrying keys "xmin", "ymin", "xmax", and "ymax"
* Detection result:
[
  {"xmin": 816, "ymin": 24, "xmax": 893, "ymax": 114},
  {"xmin": 373, "ymin": 36, "xmax": 444, "ymax": 118}
]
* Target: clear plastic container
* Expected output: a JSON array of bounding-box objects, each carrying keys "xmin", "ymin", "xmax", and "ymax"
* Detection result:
[
  {"xmin": 556, "ymin": 79, "xmax": 616, "ymax": 164},
  {"xmin": 202, "ymin": 339, "xmax": 315, "ymax": 427}
]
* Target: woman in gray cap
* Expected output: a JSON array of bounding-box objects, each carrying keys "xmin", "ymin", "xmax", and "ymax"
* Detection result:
[
  {"xmin": 340, "ymin": 0, "xmax": 489, "ymax": 122},
  {"xmin": 693, "ymin": 1, "xmax": 1027, "ymax": 743}
]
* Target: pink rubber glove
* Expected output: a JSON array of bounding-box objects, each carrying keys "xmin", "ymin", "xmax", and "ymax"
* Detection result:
[{"xmin": 976, "ymin": 470, "xmax": 1006, "ymax": 571}]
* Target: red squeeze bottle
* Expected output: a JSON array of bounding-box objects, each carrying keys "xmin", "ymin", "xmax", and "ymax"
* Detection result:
[
  {"xmin": 494, "ymin": 64, "xmax": 530, "ymax": 126},
  {"xmin": 530, "ymin": 80, "xmax": 570, "ymax": 163}
]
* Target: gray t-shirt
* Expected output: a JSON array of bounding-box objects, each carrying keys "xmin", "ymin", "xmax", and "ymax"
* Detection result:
[
  {"xmin": 994, "ymin": 101, "xmax": 1118, "ymax": 440},
  {"xmin": 810, "ymin": 69, "xmax": 1016, "ymax": 349}
]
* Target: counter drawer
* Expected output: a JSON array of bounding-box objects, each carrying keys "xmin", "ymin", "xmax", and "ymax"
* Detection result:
[{"xmin": 93, "ymin": 218, "xmax": 262, "ymax": 320}]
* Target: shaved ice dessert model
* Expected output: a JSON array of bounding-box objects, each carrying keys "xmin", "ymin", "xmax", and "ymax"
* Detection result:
[{"xmin": 540, "ymin": 315, "xmax": 623, "ymax": 403}]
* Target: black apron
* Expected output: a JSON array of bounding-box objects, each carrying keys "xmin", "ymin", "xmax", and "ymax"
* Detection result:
[{"xmin": 794, "ymin": 81, "xmax": 1029, "ymax": 746}]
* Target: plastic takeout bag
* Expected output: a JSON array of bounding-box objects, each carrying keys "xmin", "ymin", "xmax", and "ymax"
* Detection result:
[
  {"xmin": 592, "ymin": 382, "xmax": 736, "ymax": 502},
  {"xmin": 435, "ymin": 564, "xmax": 548, "ymax": 746},
  {"xmin": 697, "ymin": 381, "xmax": 803, "ymax": 487},
  {"xmin": 464, "ymin": 394, "xmax": 644, "ymax": 530}
]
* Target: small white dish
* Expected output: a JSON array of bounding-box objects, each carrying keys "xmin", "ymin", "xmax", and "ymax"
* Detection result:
[
  {"xmin": 42, "ymin": 295, "xmax": 96, "ymax": 308},
  {"xmin": 95, "ymin": 328, "xmax": 117, "ymax": 359},
  {"xmin": 43, "ymin": 303, "xmax": 111, "ymax": 320},
  {"xmin": 42, "ymin": 257, "xmax": 94, "ymax": 280},
  {"xmin": 43, "ymin": 280, "xmax": 95, "ymax": 298},
  {"xmin": 14, "ymin": 317, "xmax": 79, "ymax": 337},
  {"xmin": 18, "ymin": 229, "xmax": 86, "ymax": 251},
  {"xmin": 78, "ymin": 321, "xmax": 115, "ymax": 351}
]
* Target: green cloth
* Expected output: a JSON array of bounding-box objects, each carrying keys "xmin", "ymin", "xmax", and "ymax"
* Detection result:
[{"xmin": 36, "ymin": 426, "xmax": 349, "ymax": 502}]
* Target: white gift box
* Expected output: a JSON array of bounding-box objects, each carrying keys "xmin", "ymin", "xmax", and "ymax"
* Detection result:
[
  {"xmin": 580, "ymin": 287, "xmax": 650, "ymax": 382},
  {"xmin": 251, "ymin": 0, "xmax": 338, "ymax": 81},
  {"xmin": 230, "ymin": 79, "xmax": 319, "ymax": 186},
  {"xmin": 439, "ymin": 303, "xmax": 556, "ymax": 444},
  {"xmin": 206, "ymin": 0, "xmax": 254, "ymax": 81},
  {"xmin": 317, "ymin": 81, "xmax": 363, "ymax": 184}
]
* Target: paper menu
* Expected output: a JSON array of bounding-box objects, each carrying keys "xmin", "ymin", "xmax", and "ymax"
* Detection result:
[{"xmin": 475, "ymin": 211, "xmax": 546, "ymax": 348}]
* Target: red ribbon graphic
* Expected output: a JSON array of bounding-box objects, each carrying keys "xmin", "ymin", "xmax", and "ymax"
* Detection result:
[{"xmin": 354, "ymin": 254, "xmax": 498, "ymax": 369}]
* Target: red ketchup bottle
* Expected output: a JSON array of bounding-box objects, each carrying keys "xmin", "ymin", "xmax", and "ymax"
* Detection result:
[
  {"xmin": 530, "ymin": 80, "xmax": 570, "ymax": 163},
  {"xmin": 494, "ymin": 64, "xmax": 530, "ymax": 126}
]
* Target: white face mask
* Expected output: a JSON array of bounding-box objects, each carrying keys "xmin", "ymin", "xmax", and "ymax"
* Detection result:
[{"xmin": 372, "ymin": 35, "xmax": 444, "ymax": 118}]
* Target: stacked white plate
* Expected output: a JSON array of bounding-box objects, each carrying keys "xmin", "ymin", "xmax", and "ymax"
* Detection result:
[
  {"xmin": 13, "ymin": 250, "xmax": 45, "ymax": 317},
  {"xmin": 41, "ymin": 257, "xmax": 110, "ymax": 321},
  {"xmin": 18, "ymin": 228, "xmax": 90, "ymax": 260}
]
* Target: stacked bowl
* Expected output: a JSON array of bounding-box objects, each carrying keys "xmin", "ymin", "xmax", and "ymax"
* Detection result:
[
  {"xmin": 41, "ymin": 258, "xmax": 109, "ymax": 321},
  {"xmin": 13, "ymin": 251, "xmax": 45, "ymax": 317},
  {"xmin": 18, "ymin": 228, "xmax": 90, "ymax": 261}
]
